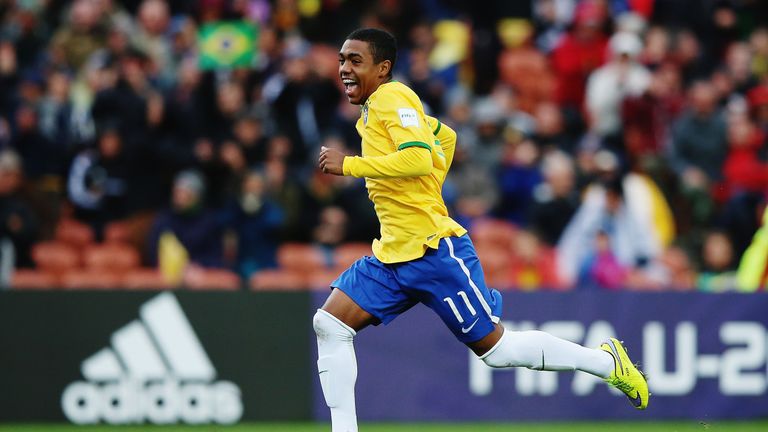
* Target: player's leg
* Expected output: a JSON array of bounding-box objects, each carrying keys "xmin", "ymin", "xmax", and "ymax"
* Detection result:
[
  {"xmin": 314, "ymin": 289, "xmax": 376, "ymax": 432},
  {"xmin": 468, "ymin": 323, "xmax": 614, "ymax": 377},
  {"xmin": 411, "ymin": 235, "xmax": 615, "ymax": 377},
  {"xmin": 314, "ymin": 256, "xmax": 415, "ymax": 432}
]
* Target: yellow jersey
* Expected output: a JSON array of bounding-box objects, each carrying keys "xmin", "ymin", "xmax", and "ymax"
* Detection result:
[{"xmin": 342, "ymin": 81, "xmax": 466, "ymax": 263}]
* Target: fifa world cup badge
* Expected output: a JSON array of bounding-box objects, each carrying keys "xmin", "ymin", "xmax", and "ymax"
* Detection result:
[{"xmin": 362, "ymin": 103, "xmax": 369, "ymax": 125}]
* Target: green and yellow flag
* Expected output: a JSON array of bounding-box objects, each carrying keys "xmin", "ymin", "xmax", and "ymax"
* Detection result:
[{"xmin": 198, "ymin": 21, "xmax": 258, "ymax": 69}]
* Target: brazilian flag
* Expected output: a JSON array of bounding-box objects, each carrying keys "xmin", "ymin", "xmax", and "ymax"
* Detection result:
[{"xmin": 198, "ymin": 21, "xmax": 258, "ymax": 69}]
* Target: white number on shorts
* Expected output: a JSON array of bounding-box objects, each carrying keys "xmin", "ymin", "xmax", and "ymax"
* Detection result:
[{"xmin": 443, "ymin": 290, "xmax": 477, "ymax": 323}]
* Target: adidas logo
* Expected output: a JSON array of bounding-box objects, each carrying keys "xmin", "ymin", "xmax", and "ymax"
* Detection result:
[{"xmin": 61, "ymin": 293, "xmax": 243, "ymax": 425}]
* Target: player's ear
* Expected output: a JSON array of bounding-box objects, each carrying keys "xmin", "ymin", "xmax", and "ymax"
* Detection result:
[{"xmin": 378, "ymin": 60, "xmax": 392, "ymax": 78}]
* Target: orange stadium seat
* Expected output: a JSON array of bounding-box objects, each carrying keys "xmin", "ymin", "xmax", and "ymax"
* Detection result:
[
  {"xmin": 60, "ymin": 269, "xmax": 122, "ymax": 290},
  {"xmin": 250, "ymin": 269, "xmax": 306, "ymax": 291},
  {"xmin": 54, "ymin": 219, "xmax": 95, "ymax": 248},
  {"xmin": 103, "ymin": 220, "xmax": 132, "ymax": 244},
  {"xmin": 31, "ymin": 241, "xmax": 80, "ymax": 274},
  {"xmin": 10, "ymin": 269, "xmax": 58, "ymax": 290},
  {"xmin": 184, "ymin": 268, "xmax": 241, "ymax": 291},
  {"xmin": 82, "ymin": 243, "xmax": 141, "ymax": 275},
  {"xmin": 277, "ymin": 243, "xmax": 328, "ymax": 271},
  {"xmin": 307, "ymin": 268, "xmax": 342, "ymax": 291},
  {"xmin": 122, "ymin": 268, "xmax": 174, "ymax": 290},
  {"xmin": 333, "ymin": 242, "xmax": 372, "ymax": 269}
]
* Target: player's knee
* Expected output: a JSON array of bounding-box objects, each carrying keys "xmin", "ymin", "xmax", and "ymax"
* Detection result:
[{"xmin": 313, "ymin": 309, "xmax": 356, "ymax": 342}]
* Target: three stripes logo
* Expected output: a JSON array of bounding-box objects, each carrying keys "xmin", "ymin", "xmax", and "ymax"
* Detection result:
[{"xmin": 61, "ymin": 293, "xmax": 243, "ymax": 424}]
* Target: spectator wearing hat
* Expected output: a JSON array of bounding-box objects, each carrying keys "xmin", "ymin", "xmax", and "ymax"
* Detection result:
[
  {"xmin": 220, "ymin": 170, "xmax": 284, "ymax": 279},
  {"xmin": 146, "ymin": 169, "xmax": 225, "ymax": 268},
  {"xmin": 585, "ymin": 31, "xmax": 651, "ymax": 146}
]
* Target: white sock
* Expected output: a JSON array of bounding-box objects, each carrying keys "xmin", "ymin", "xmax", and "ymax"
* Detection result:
[
  {"xmin": 480, "ymin": 330, "xmax": 615, "ymax": 378},
  {"xmin": 313, "ymin": 309, "xmax": 358, "ymax": 432}
]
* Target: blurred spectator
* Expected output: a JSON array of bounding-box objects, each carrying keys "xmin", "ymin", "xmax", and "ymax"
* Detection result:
[
  {"xmin": 131, "ymin": 0, "xmax": 174, "ymax": 87},
  {"xmin": 735, "ymin": 206, "xmax": 768, "ymax": 291},
  {"xmin": 147, "ymin": 169, "xmax": 224, "ymax": 268},
  {"xmin": 507, "ymin": 229, "xmax": 562, "ymax": 290},
  {"xmin": 528, "ymin": 150, "xmax": 578, "ymax": 246},
  {"xmin": 67, "ymin": 125, "xmax": 134, "ymax": 237},
  {"xmin": 666, "ymin": 80, "xmax": 727, "ymax": 230},
  {"xmin": 621, "ymin": 62, "xmax": 686, "ymax": 167},
  {"xmin": 550, "ymin": 0, "xmax": 608, "ymax": 110},
  {"xmin": 49, "ymin": 0, "xmax": 107, "ymax": 71},
  {"xmin": 493, "ymin": 134, "xmax": 542, "ymax": 226},
  {"xmin": 497, "ymin": 19, "xmax": 555, "ymax": 114},
  {"xmin": 0, "ymin": 150, "xmax": 39, "ymax": 272},
  {"xmin": 266, "ymin": 37, "xmax": 341, "ymax": 166},
  {"xmin": 585, "ymin": 31, "xmax": 651, "ymax": 144},
  {"xmin": 221, "ymin": 170, "xmax": 284, "ymax": 279},
  {"xmin": 749, "ymin": 27, "xmax": 768, "ymax": 80},
  {"xmin": 697, "ymin": 230, "xmax": 737, "ymax": 292},
  {"xmin": 557, "ymin": 176, "xmax": 660, "ymax": 287}
]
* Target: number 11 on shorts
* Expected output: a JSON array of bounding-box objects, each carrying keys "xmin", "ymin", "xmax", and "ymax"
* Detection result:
[{"xmin": 443, "ymin": 291, "xmax": 477, "ymax": 323}]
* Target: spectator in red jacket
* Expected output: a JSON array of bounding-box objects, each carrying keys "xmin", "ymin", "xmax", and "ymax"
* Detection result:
[{"xmin": 550, "ymin": 0, "xmax": 609, "ymax": 110}]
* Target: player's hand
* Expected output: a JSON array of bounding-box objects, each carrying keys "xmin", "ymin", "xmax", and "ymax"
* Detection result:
[{"xmin": 319, "ymin": 146, "xmax": 345, "ymax": 175}]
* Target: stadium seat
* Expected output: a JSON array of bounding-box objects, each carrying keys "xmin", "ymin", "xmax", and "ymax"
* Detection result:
[
  {"xmin": 469, "ymin": 218, "xmax": 518, "ymax": 250},
  {"xmin": 54, "ymin": 218, "xmax": 95, "ymax": 248},
  {"xmin": 307, "ymin": 268, "xmax": 342, "ymax": 291},
  {"xmin": 277, "ymin": 243, "xmax": 328, "ymax": 271},
  {"xmin": 475, "ymin": 245, "xmax": 514, "ymax": 290},
  {"xmin": 122, "ymin": 268, "xmax": 174, "ymax": 290},
  {"xmin": 103, "ymin": 220, "xmax": 132, "ymax": 244},
  {"xmin": 333, "ymin": 242, "xmax": 372, "ymax": 269},
  {"xmin": 60, "ymin": 269, "xmax": 122, "ymax": 290},
  {"xmin": 31, "ymin": 241, "xmax": 81, "ymax": 274},
  {"xmin": 82, "ymin": 243, "xmax": 141, "ymax": 275},
  {"xmin": 183, "ymin": 268, "xmax": 242, "ymax": 291},
  {"xmin": 249, "ymin": 269, "xmax": 306, "ymax": 291},
  {"xmin": 9, "ymin": 269, "xmax": 58, "ymax": 290}
]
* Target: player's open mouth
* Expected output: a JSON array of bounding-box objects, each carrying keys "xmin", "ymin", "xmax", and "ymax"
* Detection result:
[{"xmin": 342, "ymin": 78, "xmax": 358, "ymax": 96}]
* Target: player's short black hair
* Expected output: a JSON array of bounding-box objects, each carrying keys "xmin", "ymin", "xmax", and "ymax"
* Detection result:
[{"xmin": 346, "ymin": 28, "xmax": 397, "ymax": 76}]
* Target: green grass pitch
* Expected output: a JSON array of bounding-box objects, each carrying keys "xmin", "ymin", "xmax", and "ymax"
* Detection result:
[{"xmin": 2, "ymin": 422, "xmax": 768, "ymax": 432}]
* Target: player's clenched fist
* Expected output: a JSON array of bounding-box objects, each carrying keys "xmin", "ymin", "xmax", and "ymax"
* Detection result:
[{"xmin": 319, "ymin": 146, "xmax": 345, "ymax": 175}]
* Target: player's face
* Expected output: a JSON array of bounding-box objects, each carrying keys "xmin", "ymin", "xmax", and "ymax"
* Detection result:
[{"xmin": 339, "ymin": 39, "xmax": 388, "ymax": 105}]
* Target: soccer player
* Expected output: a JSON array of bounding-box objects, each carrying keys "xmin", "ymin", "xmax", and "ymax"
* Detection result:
[{"xmin": 315, "ymin": 28, "xmax": 649, "ymax": 431}]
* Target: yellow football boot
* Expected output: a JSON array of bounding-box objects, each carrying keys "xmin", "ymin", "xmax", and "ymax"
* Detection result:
[{"xmin": 600, "ymin": 337, "xmax": 650, "ymax": 410}]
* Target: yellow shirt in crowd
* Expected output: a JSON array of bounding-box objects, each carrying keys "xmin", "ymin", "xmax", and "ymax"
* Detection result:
[{"xmin": 342, "ymin": 81, "xmax": 466, "ymax": 263}]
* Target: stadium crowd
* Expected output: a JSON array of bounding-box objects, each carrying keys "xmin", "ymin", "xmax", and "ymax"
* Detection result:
[{"xmin": 1, "ymin": 0, "xmax": 767, "ymax": 291}]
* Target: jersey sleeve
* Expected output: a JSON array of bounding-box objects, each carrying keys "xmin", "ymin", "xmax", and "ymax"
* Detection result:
[
  {"xmin": 426, "ymin": 116, "xmax": 457, "ymax": 170},
  {"xmin": 377, "ymin": 92, "xmax": 435, "ymax": 152}
]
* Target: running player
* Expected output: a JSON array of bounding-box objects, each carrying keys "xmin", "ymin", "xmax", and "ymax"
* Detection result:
[{"xmin": 314, "ymin": 28, "xmax": 649, "ymax": 432}]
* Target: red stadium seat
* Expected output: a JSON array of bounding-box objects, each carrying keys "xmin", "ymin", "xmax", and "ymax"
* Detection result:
[
  {"xmin": 60, "ymin": 269, "xmax": 122, "ymax": 290},
  {"xmin": 250, "ymin": 269, "xmax": 306, "ymax": 291},
  {"xmin": 277, "ymin": 243, "xmax": 328, "ymax": 271},
  {"xmin": 82, "ymin": 243, "xmax": 141, "ymax": 275},
  {"xmin": 104, "ymin": 220, "xmax": 133, "ymax": 244},
  {"xmin": 31, "ymin": 241, "xmax": 80, "ymax": 274},
  {"xmin": 54, "ymin": 218, "xmax": 95, "ymax": 248},
  {"xmin": 183, "ymin": 268, "xmax": 241, "ymax": 291},
  {"xmin": 122, "ymin": 268, "xmax": 174, "ymax": 290},
  {"xmin": 333, "ymin": 242, "xmax": 372, "ymax": 269},
  {"xmin": 10, "ymin": 269, "xmax": 58, "ymax": 290},
  {"xmin": 307, "ymin": 268, "xmax": 342, "ymax": 291}
]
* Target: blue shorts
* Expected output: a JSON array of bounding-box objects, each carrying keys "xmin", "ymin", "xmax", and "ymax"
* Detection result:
[{"xmin": 331, "ymin": 235, "xmax": 502, "ymax": 343}]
